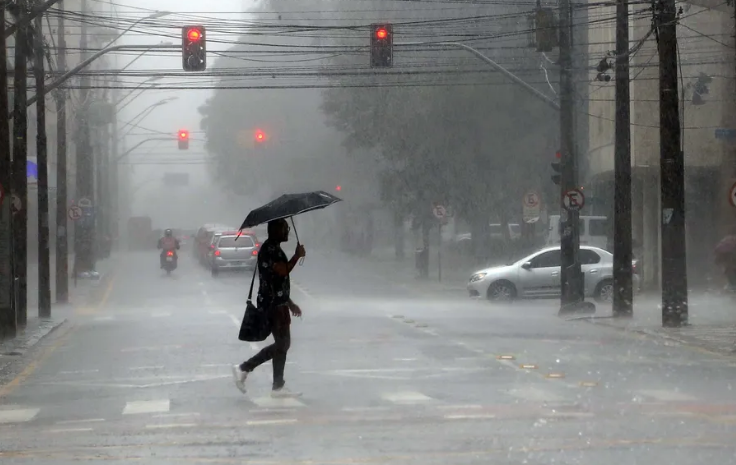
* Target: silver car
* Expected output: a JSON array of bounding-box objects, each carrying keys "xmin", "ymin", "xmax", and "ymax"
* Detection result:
[
  {"xmin": 209, "ymin": 232, "xmax": 260, "ymax": 277},
  {"xmin": 467, "ymin": 245, "xmax": 641, "ymax": 303}
]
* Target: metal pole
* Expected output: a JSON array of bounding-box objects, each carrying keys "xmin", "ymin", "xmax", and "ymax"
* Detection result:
[
  {"xmin": 34, "ymin": 10, "xmax": 50, "ymax": 317},
  {"xmin": 656, "ymin": 0, "xmax": 688, "ymax": 327},
  {"xmin": 54, "ymin": 0, "xmax": 68, "ymax": 304},
  {"xmin": 12, "ymin": 0, "xmax": 29, "ymax": 326},
  {"xmin": 6, "ymin": 0, "xmax": 65, "ymax": 38},
  {"xmin": 613, "ymin": 0, "xmax": 633, "ymax": 317},
  {"xmin": 557, "ymin": 0, "xmax": 584, "ymax": 313},
  {"xmin": 0, "ymin": 1, "xmax": 16, "ymax": 339},
  {"xmin": 74, "ymin": 0, "xmax": 95, "ymax": 276}
]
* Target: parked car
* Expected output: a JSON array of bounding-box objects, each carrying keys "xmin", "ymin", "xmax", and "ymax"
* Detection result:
[
  {"xmin": 207, "ymin": 230, "xmax": 260, "ymax": 277},
  {"xmin": 467, "ymin": 245, "xmax": 641, "ymax": 303},
  {"xmin": 193, "ymin": 224, "xmax": 236, "ymax": 266}
]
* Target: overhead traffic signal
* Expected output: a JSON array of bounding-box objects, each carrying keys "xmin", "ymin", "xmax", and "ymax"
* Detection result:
[
  {"xmin": 178, "ymin": 129, "xmax": 190, "ymax": 150},
  {"xmin": 370, "ymin": 23, "xmax": 393, "ymax": 68},
  {"xmin": 551, "ymin": 150, "xmax": 561, "ymax": 185},
  {"xmin": 335, "ymin": 185, "xmax": 342, "ymax": 192},
  {"xmin": 182, "ymin": 25, "xmax": 206, "ymax": 71}
]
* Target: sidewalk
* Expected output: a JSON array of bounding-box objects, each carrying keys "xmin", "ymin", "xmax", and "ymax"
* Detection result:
[
  {"xmin": 0, "ymin": 253, "xmax": 118, "ymax": 361},
  {"xmin": 573, "ymin": 291, "xmax": 736, "ymax": 356}
]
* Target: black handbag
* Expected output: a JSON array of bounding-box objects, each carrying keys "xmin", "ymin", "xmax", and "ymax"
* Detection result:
[{"xmin": 238, "ymin": 259, "xmax": 272, "ymax": 342}]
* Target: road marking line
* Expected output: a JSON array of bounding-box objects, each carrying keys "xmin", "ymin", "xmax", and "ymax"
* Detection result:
[
  {"xmin": 128, "ymin": 366, "xmax": 165, "ymax": 371},
  {"xmin": 152, "ymin": 412, "xmax": 200, "ymax": 419},
  {"xmin": 145, "ymin": 423, "xmax": 197, "ymax": 429},
  {"xmin": 208, "ymin": 310, "xmax": 227, "ymax": 315},
  {"xmin": 58, "ymin": 369, "xmax": 99, "ymax": 375},
  {"xmin": 0, "ymin": 408, "xmax": 40, "ymax": 423},
  {"xmin": 341, "ymin": 406, "xmax": 391, "ymax": 412},
  {"xmin": 393, "ymin": 358, "xmax": 417, "ymax": 362},
  {"xmin": 123, "ymin": 400, "xmax": 170, "ymax": 415},
  {"xmin": 382, "ymin": 391, "xmax": 433, "ymax": 404},
  {"xmin": 252, "ymin": 397, "xmax": 305, "ymax": 408},
  {"xmin": 252, "ymin": 408, "xmax": 298, "ymax": 414},
  {"xmin": 121, "ymin": 345, "xmax": 182, "ymax": 352},
  {"xmin": 200, "ymin": 363, "xmax": 230, "ymax": 368},
  {"xmin": 508, "ymin": 387, "xmax": 564, "ymax": 402},
  {"xmin": 291, "ymin": 282, "xmax": 314, "ymax": 301},
  {"xmin": 56, "ymin": 418, "xmax": 105, "ymax": 425},
  {"xmin": 47, "ymin": 427, "xmax": 94, "ymax": 433},
  {"xmin": 544, "ymin": 412, "xmax": 594, "ymax": 418},
  {"xmin": 437, "ymin": 404, "xmax": 483, "ymax": 410},
  {"xmin": 444, "ymin": 414, "xmax": 496, "ymax": 420},
  {"xmin": 93, "ymin": 316, "xmax": 114, "ymax": 321},
  {"xmin": 246, "ymin": 419, "xmax": 298, "ymax": 426}
]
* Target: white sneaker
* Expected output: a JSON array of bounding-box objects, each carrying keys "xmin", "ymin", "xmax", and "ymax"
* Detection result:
[
  {"xmin": 232, "ymin": 365, "xmax": 248, "ymax": 394},
  {"xmin": 271, "ymin": 386, "xmax": 302, "ymax": 398}
]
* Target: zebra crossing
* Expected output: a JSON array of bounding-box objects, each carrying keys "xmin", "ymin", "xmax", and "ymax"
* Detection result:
[{"xmin": 0, "ymin": 386, "xmax": 719, "ymax": 432}]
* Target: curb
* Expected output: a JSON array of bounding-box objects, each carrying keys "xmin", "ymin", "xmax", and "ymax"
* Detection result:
[
  {"xmin": 574, "ymin": 317, "xmax": 735, "ymax": 357},
  {"xmin": 0, "ymin": 317, "xmax": 67, "ymax": 361}
]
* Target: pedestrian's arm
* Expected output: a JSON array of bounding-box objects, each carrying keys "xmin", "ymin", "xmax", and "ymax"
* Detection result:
[{"xmin": 273, "ymin": 254, "xmax": 299, "ymax": 277}]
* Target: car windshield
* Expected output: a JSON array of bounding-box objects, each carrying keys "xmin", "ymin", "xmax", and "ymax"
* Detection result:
[{"xmin": 217, "ymin": 236, "xmax": 255, "ymax": 248}]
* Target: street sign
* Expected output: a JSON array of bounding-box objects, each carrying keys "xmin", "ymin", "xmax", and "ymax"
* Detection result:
[
  {"xmin": 77, "ymin": 197, "xmax": 92, "ymax": 208},
  {"xmin": 729, "ymin": 182, "xmax": 736, "ymax": 208},
  {"xmin": 522, "ymin": 191, "xmax": 541, "ymax": 223},
  {"xmin": 68, "ymin": 205, "xmax": 83, "ymax": 221},
  {"xmin": 10, "ymin": 194, "xmax": 21, "ymax": 215},
  {"xmin": 715, "ymin": 128, "xmax": 736, "ymax": 141},
  {"xmin": 433, "ymin": 205, "xmax": 447, "ymax": 219},
  {"xmin": 562, "ymin": 188, "xmax": 585, "ymax": 211}
]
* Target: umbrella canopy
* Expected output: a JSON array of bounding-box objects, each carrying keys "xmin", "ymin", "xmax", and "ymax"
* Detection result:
[{"xmin": 239, "ymin": 190, "xmax": 342, "ymax": 231}]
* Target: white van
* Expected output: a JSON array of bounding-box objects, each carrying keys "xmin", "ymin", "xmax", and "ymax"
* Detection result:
[{"xmin": 545, "ymin": 215, "xmax": 609, "ymax": 251}]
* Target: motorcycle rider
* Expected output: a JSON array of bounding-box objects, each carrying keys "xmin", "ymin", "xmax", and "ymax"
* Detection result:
[{"xmin": 157, "ymin": 229, "xmax": 180, "ymax": 268}]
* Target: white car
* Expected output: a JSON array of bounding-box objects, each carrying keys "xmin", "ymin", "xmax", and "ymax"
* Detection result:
[{"xmin": 467, "ymin": 246, "xmax": 640, "ymax": 302}]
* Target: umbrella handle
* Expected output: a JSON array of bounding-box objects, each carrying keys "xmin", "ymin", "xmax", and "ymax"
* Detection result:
[{"xmin": 290, "ymin": 217, "xmax": 305, "ymax": 266}]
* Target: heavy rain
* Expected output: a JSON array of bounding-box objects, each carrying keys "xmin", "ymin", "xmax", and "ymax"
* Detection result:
[{"xmin": 0, "ymin": 0, "xmax": 735, "ymax": 463}]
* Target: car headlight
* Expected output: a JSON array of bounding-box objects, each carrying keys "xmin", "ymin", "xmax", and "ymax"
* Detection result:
[{"xmin": 469, "ymin": 273, "xmax": 487, "ymax": 283}]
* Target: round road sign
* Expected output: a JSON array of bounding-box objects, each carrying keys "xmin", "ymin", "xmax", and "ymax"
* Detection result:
[
  {"xmin": 68, "ymin": 205, "xmax": 83, "ymax": 221},
  {"xmin": 729, "ymin": 182, "xmax": 736, "ymax": 208},
  {"xmin": 433, "ymin": 205, "xmax": 447, "ymax": 219},
  {"xmin": 562, "ymin": 188, "xmax": 585, "ymax": 211},
  {"xmin": 523, "ymin": 191, "xmax": 540, "ymax": 208}
]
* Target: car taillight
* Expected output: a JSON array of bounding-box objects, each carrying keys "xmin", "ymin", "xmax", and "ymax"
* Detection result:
[
  {"xmin": 167, "ymin": 251, "xmax": 174, "ymax": 256},
  {"xmin": 214, "ymin": 250, "xmax": 221, "ymax": 257},
  {"xmin": 252, "ymin": 249, "xmax": 258, "ymax": 256},
  {"xmin": 209, "ymin": 244, "xmax": 215, "ymax": 249}
]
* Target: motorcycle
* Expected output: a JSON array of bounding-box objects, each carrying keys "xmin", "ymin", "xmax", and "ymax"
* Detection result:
[{"xmin": 162, "ymin": 250, "xmax": 178, "ymax": 275}]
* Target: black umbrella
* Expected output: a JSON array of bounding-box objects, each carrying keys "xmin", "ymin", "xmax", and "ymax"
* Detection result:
[{"xmin": 238, "ymin": 190, "xmax": 343, "ymax": 244}]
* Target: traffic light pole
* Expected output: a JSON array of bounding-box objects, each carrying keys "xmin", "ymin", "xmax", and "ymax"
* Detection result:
[{"xmin": 557, "ymin": 0, "xmax": 587, "ymax": 314}]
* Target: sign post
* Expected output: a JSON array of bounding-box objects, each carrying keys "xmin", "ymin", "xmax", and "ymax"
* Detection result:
[
  {"xmin": 522, "ymin": 191, "xmax": 541, "ymax": 223},
  {"xmin": 433, "ymin": 205, "xmax": 447, "ymax": 282}
]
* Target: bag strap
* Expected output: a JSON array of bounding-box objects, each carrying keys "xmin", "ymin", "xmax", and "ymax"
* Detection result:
[{"xmin": 247, "ymin": 254, "xmax": 259, "ymax": 302}]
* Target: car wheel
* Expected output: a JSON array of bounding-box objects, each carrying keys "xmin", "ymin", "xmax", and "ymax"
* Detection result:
[
  {"xmin": 594, "ymin": 279, "xmax": 614, "ymax": 303},
  {"xmin": 486, "ymin": 281, "xmax": 517, "ymax": 302}
]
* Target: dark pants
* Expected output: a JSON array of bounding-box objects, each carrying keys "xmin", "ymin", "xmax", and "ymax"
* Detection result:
[{"xmin": 240, "ymin": 305, "xmax": 291, "ymax": 390}]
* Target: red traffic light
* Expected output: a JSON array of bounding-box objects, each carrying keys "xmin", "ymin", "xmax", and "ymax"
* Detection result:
[
  {"xmin": 186, "ymin": 28, "xmax": 202, "ymax": 42},
  {"xmin": 336, "ymin": 185, "xmax": 342, "ymax": 192},
  {"xmin": 179, "ymin": 130, "xmax": 189, "ymax": 140},
  {"xmin": 255, "ymin": 129, "xmax": 266, "ymax": 142},
  {"xmin": 375, "ymin": 28, "xmax": 388, "ymax": 40},
  {"xmin": 555, "ymin": 150, "xmax": 561, "ymax": 159}
]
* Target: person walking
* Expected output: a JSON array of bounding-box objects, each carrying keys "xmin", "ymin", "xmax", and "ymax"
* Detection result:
[{"xmin": 232, "ymin": 218, "xmax": 306, "ymax": 397}]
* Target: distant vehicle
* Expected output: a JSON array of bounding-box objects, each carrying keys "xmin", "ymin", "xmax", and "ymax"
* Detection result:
[
  {"xmin": 162, "ymin": 250, "xmax": 178, "ymax": 275},
  {"xmin": 467, "ymin": 245, "xmax": 641, "ymax": 303},
  {"xmin": 194, "ymin": 224, "xmax": 236, "ymax": 266},
  {"xmin": 207, "ymin": 231, "xmax": 260, "ymax": 277}
]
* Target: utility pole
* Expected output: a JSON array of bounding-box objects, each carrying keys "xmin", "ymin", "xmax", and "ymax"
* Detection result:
[
  {"xmin": 12, "ymin": 0, "xmax": 30, "ymax": 326},
  {"xmin": 75, "ymin": 0, "xmax": 95, "ymax": 276},
  {"xmin": 34, "ymin": 11, "xmax": 50, "ymax": 317},
  {"xmin": 557, "ymin": 0, "xmax": 586, "ymax": 313},
  {"xmin": 656, "ymin": 0, "xmax": 688, "ymax": 327},
  {"xmin": 613, "ymin": 0, "xmax": 633, "ymax": 317},
  {"xmin": 0, "ymin": 1, "xmax": 17, "ymax": 339},
  {"xmin": 55, "ymin": 0, "xmax": 68, "ymax": 303}
]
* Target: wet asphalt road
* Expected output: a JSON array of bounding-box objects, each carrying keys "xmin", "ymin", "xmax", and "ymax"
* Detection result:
[{"xmin": 1, "ymin": 249, "xmax": 735, "ymax": 464}]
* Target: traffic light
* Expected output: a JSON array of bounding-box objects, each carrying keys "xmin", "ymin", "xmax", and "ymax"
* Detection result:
[
  {"xmin": 551, "ymin": 150, "xmax": 561, "ymax": 185},
  {"xmin": 335, "ymin": 185, "xmax": 342, "ymax": 192},
  {"xmin": 178, "ymin": 129, "xmax": 190, "ymax": 150},
  {"xmin": 255, "ymin": 129, "xmax": 266, "ymax": 143},
  {"xmin": 182, "ymin": 25, "xmax": 206, "ymax": 71},
  {"xmin": 370, "ymin": 23, "xmax": 393, "ymax": 68}
]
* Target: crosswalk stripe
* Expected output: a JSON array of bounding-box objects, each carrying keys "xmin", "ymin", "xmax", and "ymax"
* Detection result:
[
  {"xmin": 382, "ymin": 391, "xmax": 433, "ymax": 404},
  {"xmin": 0, "ymin": 408, "xmax": 39, "ymax": 423},
  {"xmin": 636, "ymin": 390, "xmax": 698, "ymax": 402},
  {"xmin": 122, "ymin": 400, "xmax": 170, "ymax": 415},
  {"xmin": 507, "ymin": 387, "xmax": 564, "ymax": 403},
  {"xmin": 251, "ymin": 397, "xmax": 306, "ymax": 408}
]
